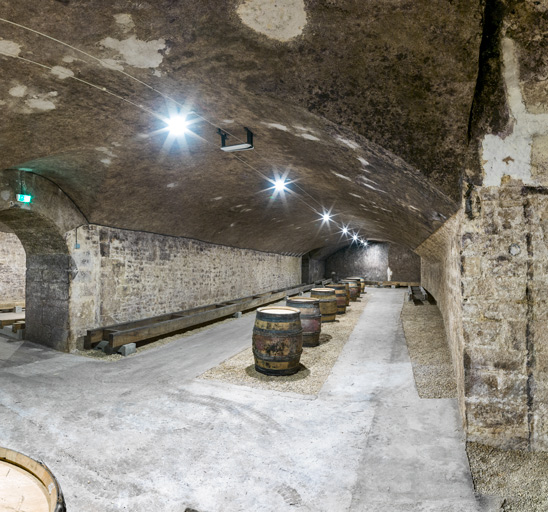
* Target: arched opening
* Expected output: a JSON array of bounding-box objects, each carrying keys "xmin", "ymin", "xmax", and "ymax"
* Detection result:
[
  {"xmin": 0, "ymin": 228, "xmax": 26, "ymax": 310},
  {"xmin": 0, "ymin": 169, "xmax": 87, "ymax": 352},
  {"xmin": 0, "ymin": 208, "xmax": 74, "ymax": 351}
]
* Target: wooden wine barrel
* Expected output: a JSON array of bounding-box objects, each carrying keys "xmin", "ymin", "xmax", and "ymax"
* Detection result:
[
  {"xmin": 344, "ymin": 278, "xmax": 362, "ymax": 297},
  {"xmin": 340, "ymin": 282, "xmax": 351, "ymax": 306},
  {"xmin": 340, "ymin": 280, "xmax": 360, "ymax": 301},
  {"xmin": 252, "ymin": 306, "xmax": 303, "ymax": 375},
  {"xmin": 349, "ymin": 276, "xmax": 365, "ymax": 292},
  {"xmin": 310, "ymin": 288, "xmax": 338, "ymax": 322},
  {"xmin": 286, "ymin": 297, "xmax": 322, "ymax": 347},
  {"xmin": 0, "ymin": 447, "xmax": 66, "ymax": 512},
  {"xmin": 325, "ymin": 284, "xmax": 347, "ymax": 314},
  {"xmin": 347, "ymin": 276, "xmax": 366, "ymax": 293}
]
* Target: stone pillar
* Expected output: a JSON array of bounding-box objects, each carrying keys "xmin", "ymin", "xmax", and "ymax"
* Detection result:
[{"xmin": 461, "ymin": 27, "xmax": 548, "ymax": 450}]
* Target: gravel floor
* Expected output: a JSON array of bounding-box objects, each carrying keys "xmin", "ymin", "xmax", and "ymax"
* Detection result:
[
  {"xmin": 401, "ymin": 298, "xmax": 548, "ymax": 511},
  {"xmin": 467, "ymin": 442, "xmax": 548, "ymax": 511},
  {"xmin": 199, "ymin": 295, "xmax": 369, "ymax": 395},
  {"xmin": 400, "ymin": 299, "xmax": 457, "ymax": 399}
]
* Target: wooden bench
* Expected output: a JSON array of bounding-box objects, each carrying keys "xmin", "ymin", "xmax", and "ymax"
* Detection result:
[
  {"xmin": 382, "ymin": 281, "xmax": 420, "ymax": 288},
  {"xmin": 84, "ymin": 281, "xmax": 328, "ymax": 350},
  {"xmin": 0, "ymin": 302, "xmax": 25, "ymax": 313},
  {"xmin": 0, "ymin": 314, "xmax": 25, "ymax": 328}
]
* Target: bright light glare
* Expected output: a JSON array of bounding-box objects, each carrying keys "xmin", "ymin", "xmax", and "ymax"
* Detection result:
[
  {"xmin": 167, "ymin": 115, "xmax": 190, "ymax": 136},
  {"xmin": 274, "ymin": 178, "xmax": 288, "ymax": 193},
  {"xmin": 322, "ymin": 212, "xmax": 331, "ymax": 223},
  {"xmin": 342, "ymin": 227, "xmax": 348, "ymax": 235},
  {"xmin": 352, "ymin": 234, "xmax": 358, "ymax": 241}
]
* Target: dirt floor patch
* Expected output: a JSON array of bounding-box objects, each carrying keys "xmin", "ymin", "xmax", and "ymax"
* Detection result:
[
  {"xmin": 198, "ymin": 295, "xmax": 369, "ymax": 395},
  {"xmin": 400, "ymin": 299, "xmax": 457, "ymax": 399}
]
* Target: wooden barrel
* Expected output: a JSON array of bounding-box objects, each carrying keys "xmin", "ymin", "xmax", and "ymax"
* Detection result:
[
  {"xmin": 340, "ymin": 282, "xmax": 351, "ymax": 306},
  {"xmin": 252, "ymin": 306, "xmax": 303, "ymax": 375},
  {"xmin": 310, "ymin": 288, "xmax": 338, "ymax": 322},
  {"xmin": 286, "ymin": 297, "xmax": 322, "ymax": 347},
  {"xmin": 0, "ymin": 447, "xmax": 66, "ymax": 512},
  {"xmin": 347, "ymin": 276, "xmax": 366, "ymax": 293},
  {"xmin": 325, "ymin": 284, "xmax": 347, "ymax": 314},
  {"xmin": 344, "ymin": 278, "xmax": 362, "ymax": 297},
  {"xmin": 341, "ymin": 280, "xmax": 360, "ymax": 301}
]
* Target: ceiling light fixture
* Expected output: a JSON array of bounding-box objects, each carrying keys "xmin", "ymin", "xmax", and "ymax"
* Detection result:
[
  {"xmin": 274, "ymin": 178, "xmax": 288, "ymax": 193},
  {"xmin": 167, "ymin": 114, "xmax": 191, "ymax": 136},
  {"xmin": 218, "ymin": 127, "xmax": 254, "ymax": 152}
]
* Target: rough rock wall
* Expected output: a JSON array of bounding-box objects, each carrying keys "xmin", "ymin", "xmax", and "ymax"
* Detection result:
[
  {"xmin": 416, "ymin": 213, "xmax": 465, "ymax": 420},
  {"xmin": 0, "ymin": 232, "xmax": 25, "ymax": 303},
  {"xmin": 325, "ymin": 242, "xmax": 419, "ymax": 282},
  {"xmin": 305, "ymin": 257, "xmax": 325, "ymax": 283},
  {"xmin": 388, "ymin": 244, "xmax": 421, "ymax": 282},
  {"xmin": 67, "ymin": 225, "xmax": 302, "ymax": 345}
]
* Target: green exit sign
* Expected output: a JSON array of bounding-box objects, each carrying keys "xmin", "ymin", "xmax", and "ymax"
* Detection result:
[{"xmin": 16, "ymin": 194, "xmax": 32, "ymax": 203}]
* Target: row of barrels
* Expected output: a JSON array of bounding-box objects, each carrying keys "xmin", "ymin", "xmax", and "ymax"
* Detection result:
[{"xmin": 252, "ymin": 277, "xmax": 366, "ymax": 375}]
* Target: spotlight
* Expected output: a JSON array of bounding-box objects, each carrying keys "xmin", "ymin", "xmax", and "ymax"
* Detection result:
[
  {"xmin": 274, "ymin": 178, "xmax": 288, "ymax": 193},
  {"xmin": 352, "ymin": 234, "xmax": 358, "ymax": 242},
  {"xmin": 342, "ymin": 226, "xmax": 348, "ymax": 235},
  {"xmin": 322, "ymin": 212, "xmax": 331, "ymax": 223},
  {"xmin": 167, "ymin": 115, "xmax": 190, "ymax": 136}
]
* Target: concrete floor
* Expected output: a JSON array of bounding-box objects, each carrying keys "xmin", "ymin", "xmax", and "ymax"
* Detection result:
[{"xmin": 0, "ymin": 289, "xmax": 497, "ymax": 511}]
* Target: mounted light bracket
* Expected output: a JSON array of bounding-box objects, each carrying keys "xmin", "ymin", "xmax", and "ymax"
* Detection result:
[{"xmin": 218, "ymin": 127, "xmax": 254, "ymax": 152}]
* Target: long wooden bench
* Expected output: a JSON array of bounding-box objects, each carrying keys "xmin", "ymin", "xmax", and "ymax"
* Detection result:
[
  {"xmin": 85, "ymin": 280, "xmax": 332, "ymax": 350},
  {"xmin": 0, "ymin": 302, "xmax": 25, "ymax": 313},
  {"xmin": 382, "ymin": 281, "xmax": 420, "ymax": 288},
  {"xmin": 0, "ymin": 314, "xmax": 25, "ymax": 328}
]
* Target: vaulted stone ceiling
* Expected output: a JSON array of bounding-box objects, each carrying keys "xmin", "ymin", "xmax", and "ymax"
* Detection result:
[{"xmin": 0, "ymin": 0, "xmax": 481, "ymax": 254}]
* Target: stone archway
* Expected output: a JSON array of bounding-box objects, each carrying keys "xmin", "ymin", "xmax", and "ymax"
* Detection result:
[{"xmin": 0, "ymin": 170, "xmax": 87, "ymax": 351}]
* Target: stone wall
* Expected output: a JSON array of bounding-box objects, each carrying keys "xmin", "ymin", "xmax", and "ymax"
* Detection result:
[
  {"xmin": 416, "ymin": 213, "xmax": 464, "ymax": 420},
  {"xmin": 459, "ymin": 180, "xmax": 548, "ymax": 451},
  {"xmin": 325, "ymin": 242, "xmax": 419, "ymax": 282},
  {"xmin": 67, "ymin": 225, "xmax": 302, "ymax": 346},
  {"xmin": 301, "ymin": 256, "xmax": 325, "ymax": 283},
  {"xmin": 0, "ymin": 231, "xmax": 25, "ymax": 303},
  {"xmin": 388, "ymin": 244, "xmax": 421, "ymax": 282}
]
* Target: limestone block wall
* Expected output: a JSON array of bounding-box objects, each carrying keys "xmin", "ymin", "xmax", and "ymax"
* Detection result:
[
  {"xmin": 415, "ymin": 213, "xmax": 464, "ymax": 419},
  {"xmin": 459, "ymin": 181, "xmax": 548, "ymax": 451},
  {"xmin": 0, "ymin": 231, "xmax": 25, "ymax": 302},
  {"xmin": 325, "ymin": 242, "xmax": 420, "ymax": 282},
  {"xmin": 66, "ymin": 225, "xmax": 302, "ymax": 345}
]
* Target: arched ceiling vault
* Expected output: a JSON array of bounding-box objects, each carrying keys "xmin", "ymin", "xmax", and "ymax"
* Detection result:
[{"xmin": 0, "ymin": 0, "xmax": 482, "ymax": 255}]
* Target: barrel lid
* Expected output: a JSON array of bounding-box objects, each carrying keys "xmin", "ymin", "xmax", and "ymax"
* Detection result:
[
  {"xmin": 311, "ymin": 287, "xmax": 335, "ymax": 292},
  {"xmin": 287, "ymin": 297, "xmax": 318, "ymax": 303},
  {"xmin": 258, "ymin": 306, "xmax": 300, "ymax": 315}
]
